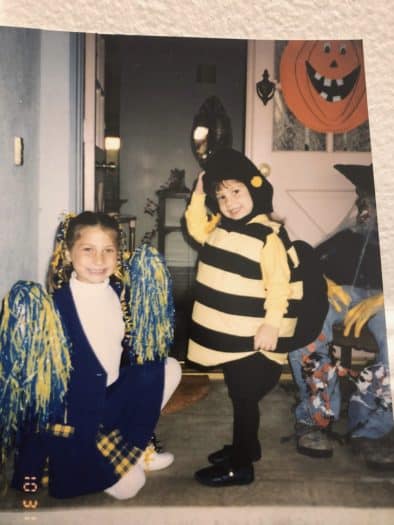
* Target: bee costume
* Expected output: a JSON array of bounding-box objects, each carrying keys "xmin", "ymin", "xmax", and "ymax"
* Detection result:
[
  {"xmin": 185, "ymin": 149, "xmax": 328, "ymax": 481},
  {"xmin": 0, "ymin": 214, "xmax": 174, "ymax": 498}
]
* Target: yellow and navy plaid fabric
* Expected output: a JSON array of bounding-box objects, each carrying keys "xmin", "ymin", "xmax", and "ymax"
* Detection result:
[
  {"xmin": 96, "ymin": 427, "xmax": 142, "ymax": 478},
  {"xmin": 47, "ymin": 423, "xmax": 75, "ymax": 438}
]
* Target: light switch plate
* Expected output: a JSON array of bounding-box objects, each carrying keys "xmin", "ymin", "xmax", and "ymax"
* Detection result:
[{"xmin": 14, "ymin": 136, "xmax": 24, "ymax": 166}]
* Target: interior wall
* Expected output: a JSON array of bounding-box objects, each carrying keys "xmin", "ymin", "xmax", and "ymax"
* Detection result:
[
  {"xmin": 0, "ymin": 27, "xmax": 41, "ymax": 299},
  {"xmin": 37, "ymin": 30, "xmax": 79, "ymax": 284},
  {"xmin": 0, "ymin": 28, "xmax": 81, "ymax": 298},
  {"xmin": 118, "ymin": 36, "xmax": 247, "ymax": 246}
]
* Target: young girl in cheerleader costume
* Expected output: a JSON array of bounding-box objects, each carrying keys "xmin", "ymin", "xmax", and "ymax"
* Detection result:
[{"xmin": 0, "ymin": 211, "xmax": 181, "ymax": 499}]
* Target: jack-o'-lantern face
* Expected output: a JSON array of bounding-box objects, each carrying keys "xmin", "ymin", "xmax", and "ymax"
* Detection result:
[{"xmin": 280, "ymin": 40, "xmax": 369, "ymax": 133}]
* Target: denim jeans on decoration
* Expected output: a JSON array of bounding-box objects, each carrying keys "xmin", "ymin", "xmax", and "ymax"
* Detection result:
[{"xmin": 288, "ymin": 286, "xmax": 393, "ymax": 439}]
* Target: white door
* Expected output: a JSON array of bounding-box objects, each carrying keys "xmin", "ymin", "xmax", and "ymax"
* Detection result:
[{"xmin": 245, "ymin": 40, "xmax": 372, "ymax": 246}]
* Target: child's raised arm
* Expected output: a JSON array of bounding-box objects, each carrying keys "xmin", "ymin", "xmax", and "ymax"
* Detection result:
[
  {"xmin": 195, "ymin": 170, "xmax": 205, "ymax": 195},
  {"xmin": 184, "ymin": 171, "xmax": 219, "ymax": 245}
]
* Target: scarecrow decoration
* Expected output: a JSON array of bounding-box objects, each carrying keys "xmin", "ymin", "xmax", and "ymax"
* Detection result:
[{"xmin": 280, "ymin": 40, "xmax": 369, "ymax": 133}]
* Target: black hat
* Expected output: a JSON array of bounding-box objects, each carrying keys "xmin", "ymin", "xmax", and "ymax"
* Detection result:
[
  {"xmin": 334, "ymin": 164, "xmax": 375, "ymax": 195},
  {"xmin": 203, "ymin": 148, "xmax": 274, "ymax": 214}
]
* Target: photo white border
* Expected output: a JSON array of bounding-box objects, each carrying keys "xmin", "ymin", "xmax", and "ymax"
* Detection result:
[{"xmin": 0, "ymin": 2, "xmax": 393, "ymax": 523}]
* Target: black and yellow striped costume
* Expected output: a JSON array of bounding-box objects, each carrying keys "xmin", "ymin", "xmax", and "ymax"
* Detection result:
[
  {"xmin": 185, "ymin": 149, "xmax": 328, "ymax": 472},
  {"xmin": 186, "ymin": 193, "xmax": 303, "ymax": 367}
]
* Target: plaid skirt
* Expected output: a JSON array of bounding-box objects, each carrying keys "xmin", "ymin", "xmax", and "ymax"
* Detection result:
[{"xmin": 12, "ymin": 360, "xmax": 164, "ymax": 499}]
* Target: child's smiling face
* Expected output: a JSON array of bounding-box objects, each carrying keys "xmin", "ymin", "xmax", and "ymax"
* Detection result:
[
  {"xmin": 66, "ymin": 226, "xmax": 118, "ymax": 284},
  {"xmin": 215, "ymin": 179, "xmax": 254, "ymax": 220}
]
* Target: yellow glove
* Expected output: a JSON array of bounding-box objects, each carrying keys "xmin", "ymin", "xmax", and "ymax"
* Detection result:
[
  {"xmin": 343, "ymin": 293, "xmax": 384, "ymax": 337},
  {"xmin": 193, "ymin": 170, "xmax": 221, "ymax": 234},
  {"xmin": 325, "ymin": 276, "xmax": 351, "ymax": 312}
]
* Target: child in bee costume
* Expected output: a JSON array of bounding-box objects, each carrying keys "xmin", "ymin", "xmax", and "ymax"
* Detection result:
[
  {"xmin": 0, "ymin": 212, "xmax": 181, "ymax": 499},
  {"xmin": 184, "ymin": 148, "xmax": 328, "ymax": 487}
]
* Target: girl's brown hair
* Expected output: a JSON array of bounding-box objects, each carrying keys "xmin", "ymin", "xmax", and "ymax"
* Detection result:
[{"xmin": 47, "ymin": 212, "xmax": 124, "ymax": 291}]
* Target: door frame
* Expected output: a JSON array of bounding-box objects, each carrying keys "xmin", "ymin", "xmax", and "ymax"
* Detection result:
[
  {"xmin": 70, "ymin": 32, "xmax": 85, "ymax": 213},
  {"xmin": 83, "ymin": 33, "xmax": 97, "ymax": 211},
  {"xmin": 83, "ymin": 33, "xmax": 106, "ymax": 211}
]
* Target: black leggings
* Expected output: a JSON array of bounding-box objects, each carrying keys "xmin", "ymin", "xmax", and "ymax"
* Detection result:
[{"xmin": 222, "ymin": 352, "xmax": 282, "ymax": 467}]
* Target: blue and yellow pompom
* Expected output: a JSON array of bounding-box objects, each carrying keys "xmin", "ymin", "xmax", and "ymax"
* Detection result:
[
  {"xmin": 0, "ymin": 245, "xmax": 174, "ymax": 463},
  {"xmin": 0, "ymin": 281, "xmax": 71, "ymax": 464},
  {"xmin": 122, "ymin": 244, "xmax": 175, "ymax": 363}
]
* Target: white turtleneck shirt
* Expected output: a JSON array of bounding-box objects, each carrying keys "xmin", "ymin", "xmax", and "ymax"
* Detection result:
[{"xmin": 69, "ymin": 273, "xmax": 125, "ymax": 386}]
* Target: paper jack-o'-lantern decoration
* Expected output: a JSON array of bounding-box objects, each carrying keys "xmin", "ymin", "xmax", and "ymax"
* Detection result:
[{"xmin": 280, "ymin": 40, "xmax": 369, "ymax": 133}]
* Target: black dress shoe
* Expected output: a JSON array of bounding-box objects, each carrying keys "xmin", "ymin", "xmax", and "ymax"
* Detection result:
[
  {"xmin": 208, "ymin": 445, "xmax": 261, "ymax": 465},
  {"xmin": 194, "ymin": 463, "xmax": 254, "ymax": 487}
]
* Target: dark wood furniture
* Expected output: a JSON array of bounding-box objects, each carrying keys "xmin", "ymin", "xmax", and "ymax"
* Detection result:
[
  {"xmin": 332, "ymin": 323, "xmax": 379, "ymax": 369},
  {"xmin": 157, "ymin": 190, "xmax": 190, "ymax": 255},
  {"xmin": 157, "ymin": 190, "xmax": 196, "ymax": 362}
]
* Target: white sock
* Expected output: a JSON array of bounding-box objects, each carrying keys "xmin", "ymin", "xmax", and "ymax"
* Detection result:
[
  {"xmin": 161, "ymin": 357, "xmax": 182, "ymax": 410},
  {"xmin": 104, "ymin": 464, "xmax": 146, "ymax": 500},
  {"xmin": 106, "ymin": 357, "xmax": 180, "ymax": 499}
]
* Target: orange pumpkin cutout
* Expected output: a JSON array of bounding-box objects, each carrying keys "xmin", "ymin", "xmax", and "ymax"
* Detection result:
[{"xmin": 280, "ymin": 40, "xmax": 369, "ymax": 133}]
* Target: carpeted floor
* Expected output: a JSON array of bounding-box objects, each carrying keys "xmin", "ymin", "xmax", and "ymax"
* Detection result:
[
  {"xmin": 162, "ymin": 374, "xmax": 210, "ymax": 414},
  {"xmin": 1, "ymin": 375, "xmax": 394, "ymax": 524}
]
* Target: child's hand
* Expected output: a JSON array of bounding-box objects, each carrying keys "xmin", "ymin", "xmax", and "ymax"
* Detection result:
[
  {"xmin": 254, "ymin": 324, "xmax": 279, "ymax": 352},
  {"xmin": 195, "ymin": 171, "xmax": 205, "ymax": 195}
]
